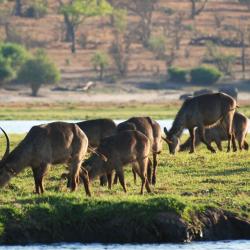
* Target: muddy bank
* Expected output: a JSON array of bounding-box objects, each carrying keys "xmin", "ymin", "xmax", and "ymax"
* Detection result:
[{"xmin": 0, "ymin": 206, "xmax": 249, "ymax": 244}]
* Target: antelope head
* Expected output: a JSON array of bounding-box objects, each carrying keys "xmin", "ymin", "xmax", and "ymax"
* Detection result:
[
  {"xmin": 162, "ymin": 127, "xmax": 180, "ymax": 155},
  {"xmin": 0, "ymin": 127, "xmax": 11, "ymax": 187}
]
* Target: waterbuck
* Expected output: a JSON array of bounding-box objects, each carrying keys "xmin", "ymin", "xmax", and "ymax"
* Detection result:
[
  {"xmin": 0, "ymin": 122, "xmax": 88, "ymax": 194},
  {"xmin": 77, "ymin": 118, "xmax": 117, "ymax": 186},
  {"xmin": 61, "ymin": 119, "xmax": 117, "ymax": 187},
  {"xmin": 76, "ymin": 119, "xmax": 117, "ymax": 148},
  {"xmin": 80, "ymin": 130, "xmax": 152, "ymax": 197},
  {"xmin": 163, "ymin": 93, "xmax": 237, "ymax": 154},
  {"xmin": 179, "ymin": 112, "xmax": 249, "ymax": 152},
  {"xmin": 117, "ymin": 117, "xmax": 162, "ymax": 185}
]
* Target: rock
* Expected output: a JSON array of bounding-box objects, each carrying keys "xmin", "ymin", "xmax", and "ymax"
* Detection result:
[{"xmin": 152, "ymin": 212, "xmax": 191, "ymax": 242}]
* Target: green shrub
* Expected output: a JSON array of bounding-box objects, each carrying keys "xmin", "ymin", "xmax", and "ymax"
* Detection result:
[
  {"xmin": 0, "ymin": 56, "xmax": 14, "ymax": 84},
  {"xmin": 17, "ymin": 50, "xmax": 60, "ymax": 96},
  {"xmin": 168, "ymin": 67, "xmax": 189, "ymax": 83},
  {"xmin": 190, "ymin": 66, "xmax": 223, "ymax": 85},
  {"xmin": 0, "ymin": 43, "xmax": 30, "ymax": 71},
  {"xmin": 148, "ymin": 35, "xmax": 166, "ymax": 60},
  {"xmin": 23, "ymin": 0, "xmax": 48, "ymax": 19},
  {"xmin": 0, "ymin": 43, "xmax": 29, "ymax": 84},
  {"xmin": 91, "ymin": 51, "xmax": 109, "ymax": 80}
]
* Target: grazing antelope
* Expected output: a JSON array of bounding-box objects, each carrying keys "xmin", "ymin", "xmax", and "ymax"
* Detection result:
[
  {"xmin": 80, "ymin": 130, "xmax": 152, "ymax": 197},
  {"xmin": 61, "ymin": 119, "xmax": 117, "ymax": 187},
  {"xmin": 0, "ymin": 122, "xmax": 88, "ymax": 194},
  {"xmin": 163, "ymin": 93, "xmax": 237, "ymax": 154},
  {"xmin": 117, "ymin": 117, "xmax": 162, "ymax": 185},
  {"xmin": 179, "ymin": 112, "xmax": 249, "ymax": 152},
  {"xmin": 76, "ymin": 119, "xmax": 117, "ymax": 148}
]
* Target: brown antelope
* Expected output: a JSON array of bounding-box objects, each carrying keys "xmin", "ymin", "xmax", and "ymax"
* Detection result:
[
  {"xmin": 163, "ymin": 93, "xmax": 237, "ymax": 154},
  {"xmin": 61, "ymin": 119, "xmax": 117, "ymax": 187},
  {"xmin": 80, "ymin": 130, "xmax": 152, "ymax": 197},
  {"xmin": 0, "ymin": 122, "xmax": 88, "ymax": 194},
  {"xmin": 117, "ymin": 117, "xmax": 162, "ymax": 185},
  {"xmin": 179, "ymin": 112, "xmax": 249, "ymax": 152},
  {"xmin": 76, "ymin": 119, "xmax": 117, "ymax": 148}
]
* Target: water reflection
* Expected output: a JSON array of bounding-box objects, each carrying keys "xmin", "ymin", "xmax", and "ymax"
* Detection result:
[{"xmin": 0, "ymin": 241, "xmax": 250, "ymax": 250}]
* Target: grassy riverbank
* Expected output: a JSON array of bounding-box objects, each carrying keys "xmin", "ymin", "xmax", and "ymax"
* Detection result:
[
  {"xmin": 0, "ymin": 134, "xmax": 249, "ymax": 243},
  {"xmin": 0, "ymin": 103, "xmax": 250, "ymax": 120}
]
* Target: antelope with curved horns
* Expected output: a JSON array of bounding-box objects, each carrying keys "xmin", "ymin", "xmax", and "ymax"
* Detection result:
[{"xmin": 0, "ymin": 122, "xmax": 88, "ymax": 194}]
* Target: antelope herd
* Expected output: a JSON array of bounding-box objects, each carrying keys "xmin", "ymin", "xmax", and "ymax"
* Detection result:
[{"xmin": 0, "ymin": 93, "xmax": 248, "ymax": 196}]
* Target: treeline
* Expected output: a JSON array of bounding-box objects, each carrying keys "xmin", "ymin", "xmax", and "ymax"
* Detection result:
[{"xmin": 0, "ymin": 0, "xmax": 250, "ymax": 95}]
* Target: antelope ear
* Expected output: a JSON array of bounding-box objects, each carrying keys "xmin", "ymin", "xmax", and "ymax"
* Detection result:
[
  {"xmin": 162, "ymin": 136, "xmax": 172, "ymax": 144},
  {"xmin": 164, "ymin": 127, "xmax": 168, "ymax": 135}
]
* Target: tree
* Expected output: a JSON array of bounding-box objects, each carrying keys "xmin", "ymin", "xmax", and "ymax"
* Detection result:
[
  {"xmin": 119, "ymin": 0, "xmax": 158, "ymax": 47},
  {"xmin": 109, "ymin": 8, "xmax": 131, "ymax": 76},
  {"xmin": 18, "ymin": 50, "xmax": 60, "ymax": 96},
  {"xmin": 223, "ymin": 22, "xmax": 248, "ymax": 79},
  {"xmin": 204, "ymin": 42, "xmax": 236, "ymax": 76},
  {"xmin": 91, "ymin": 51, "xmax": 109, "ymax": 80},
  {"xmin": 148, "ymin": 35, "xmax": 166, "ymax": 60},
  {"xmin": 13, "ymin": 0, "xmax": 23, "ymax": 16},
  {"xmin": 189, "ymin": 0, "xmax": 208, "ymax": 19},
  {"xmin": 59, "ymin": 0, "xmax": 112, "ymax": 53},
  {"xmin": 238, "ymin": 0, "xmax": 250, "ymax": 9}
]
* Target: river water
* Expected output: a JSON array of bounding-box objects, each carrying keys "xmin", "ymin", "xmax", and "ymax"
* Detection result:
[
  {"xmin": 0, "ymin": 241, "xmax": 250, "ymax": 250},
  {"xmin": 0, "ymin": 119, "xmax": 250, "ymax": 134},
  {"xmin": 0, "ymin": 120, "xmax": 173, "ymax": 134},
  {"xmin": 0, "ymin": 120, "xmax": 249, "ymax": 134}
]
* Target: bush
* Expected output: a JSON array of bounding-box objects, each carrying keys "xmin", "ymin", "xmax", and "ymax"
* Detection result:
[
  {"xmin": 190, "ymin": 66, "xmax": 223, "ymax": 85},
  {"xmin": 0, "ymin": 56, "xmax": 14, "ymax": 84},
  {"xmin": 17, "ymin": 50, "xmax": 60, "ymax": 96},
  {"xmin": 205, "ymin": 42, "xmax": 236, "ymax": 76},
  {"xmin": 0, "ymin": 43, "xmax": 30, "ymax": 71},
  {"xmin": 23, "ymin": 1, "xmax": 48, "ymax": 19},
  {"xmin": 91, "ymin": 51, "xmax": 109, "ymax": 80},
  {"xmin": 148, "ymin": 35, "xmax": 166, "ymax": 60},
  {"xmin": 0, "ymin": 43, "xmax": 29, "ymax": 84},
  {"xmin": 168, "ymin": 67, "xmax": 189, "ymax": 83}
]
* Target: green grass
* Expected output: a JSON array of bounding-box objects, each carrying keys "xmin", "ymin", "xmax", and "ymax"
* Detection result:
[
  {"xmin": 0, "ymin": 103, "xmax": 179, "ymax": 120},
  {"xmin": 0, "ymin": 103, "xmax": 249, "ymax": 120},
  {"xmin": 0, "ymin": 134, "xmax": 249, "ymax": 225}
]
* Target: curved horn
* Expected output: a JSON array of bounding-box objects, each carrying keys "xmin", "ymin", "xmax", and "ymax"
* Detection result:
[
  {"xmin": 161, "ymin": 136, "xmax": 172, "ymax": 144},
  {"xmin": 88, "ymin": 146, "xmax": 108, "ymax": 162},
  {"xmin": 0, "ymin": 127, "xmax": 10, "ymax": 161}
]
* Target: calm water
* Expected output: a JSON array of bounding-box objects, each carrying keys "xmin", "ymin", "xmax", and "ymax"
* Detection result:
[
  {"xmin": 0, "ymin": 120, "xmax": 176, "ymax": 134},
  {"xmin": 0, "ymin": 241, "xmax": 250, "ymax": 250},
  {"xmin": 0, "ymin": 120, "xmax": 249, "ymax": 134}
]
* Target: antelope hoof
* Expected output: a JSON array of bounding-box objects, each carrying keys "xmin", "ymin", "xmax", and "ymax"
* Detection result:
[
  {"xmin": 211, "ymin": 149, "xmax": 216, "ymax": 153},
  {"xmin": 152, "ymin": 176, "xmax": 156, "ymax": 185},
  {"xmin": 189, "ymin": 150, "xmax": 195, "ymax": 154}
]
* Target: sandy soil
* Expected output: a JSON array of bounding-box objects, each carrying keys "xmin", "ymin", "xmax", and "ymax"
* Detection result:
[{"xmin": 0, "ymin": 85, "xmax": 250, "ymax": 106}]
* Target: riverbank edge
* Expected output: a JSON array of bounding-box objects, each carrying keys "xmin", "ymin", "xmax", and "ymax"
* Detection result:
[{"xmin": 0, "ymin": 201, "xmax": 249, "ymax": 244}]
